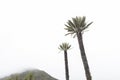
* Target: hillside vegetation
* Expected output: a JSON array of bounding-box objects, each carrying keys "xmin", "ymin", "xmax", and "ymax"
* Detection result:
[{"xmin": 0, "ymin": 69, "xmax": 58, "ymax": 80}]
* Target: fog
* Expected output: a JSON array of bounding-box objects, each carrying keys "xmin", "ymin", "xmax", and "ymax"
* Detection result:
[{"xmin": 0, "ymin": 0, "xmax": 120, "ymax": 80}]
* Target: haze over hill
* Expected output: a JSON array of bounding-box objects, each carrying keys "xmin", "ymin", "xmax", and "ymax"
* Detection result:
[{"xmin": 0, "ymin": 69, "xmax": 58, "ymax": 80}]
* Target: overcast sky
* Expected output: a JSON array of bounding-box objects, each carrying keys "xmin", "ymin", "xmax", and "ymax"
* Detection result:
[{"xmin": 0, "ymin": 0, "xmax": 120, "ymax": 80}]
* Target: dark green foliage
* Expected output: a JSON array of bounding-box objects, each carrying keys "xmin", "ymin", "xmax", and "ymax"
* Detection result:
[
  {"xmin": 24, "ymin": 72, "xmax": 34, "ymax": 80},
  {"xmin": 15, "ymin": 75, "xmax": 19, "ymax": 80},
  {"xmin": 2, "ymin": 69, "xmax": 57, "ymax": 80}
]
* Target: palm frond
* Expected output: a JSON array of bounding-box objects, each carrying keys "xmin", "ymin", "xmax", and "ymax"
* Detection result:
[
  {"xmin": 73, "ymin": 34, "xmax": 77, "ymax": 38},
  {"xmin": 68, "ymin": 20, "xmax": 76, "ymax": 28},
  {"xmin": 82, "ymin": 22, "xmax": 93, "ymax": 31},
  {"xmin": 80, "ymin": 16, "xmax": 86, "ymax": 27},
  {"xmin": 65, "ymin": 32, "xmax": 75, "ymax": 36},
  {"xmin": 65, "ymin": 23, "xmax": 77, "ymax": 32},
  {"xmin": 58, "ymin": 43, "xmax": 71, "ymax": 51},
  {"xmin": 65, "ymin": 16, "xmax": 93, "ymax": 37},
  {"xmin": 86, "ymin": 22, "xmax": 93, "ymax": 28},
  {"xmin": 72, "ymin": 17, "xmax": 79, "ymax": 28}
]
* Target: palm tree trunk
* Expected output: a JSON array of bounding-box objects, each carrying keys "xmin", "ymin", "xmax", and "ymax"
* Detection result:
[
  {"xmin": 64, "ymin": 50, "xmax": 69, "ymax": 80},
  {"xmin": 77, "ymin": 32, "xmax": 92, "ymax": 80}
]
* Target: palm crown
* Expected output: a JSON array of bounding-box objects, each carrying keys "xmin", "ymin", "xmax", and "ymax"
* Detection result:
[
  {"xmin": 65, "ymin": 16, "xmax": 93, "ymax": 37},
  {"xmin": 58, "ymin": 43, "xmax": 71, "ymax": 51}
]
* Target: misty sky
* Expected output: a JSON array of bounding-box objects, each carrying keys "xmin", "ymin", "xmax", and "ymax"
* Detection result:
[{"xmin": 0, "ymin": 0, "xmax": 120, "ymax": 80}]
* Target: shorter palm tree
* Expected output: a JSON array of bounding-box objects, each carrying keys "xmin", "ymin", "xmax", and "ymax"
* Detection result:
[{"xmin": 59, "ymin": 43, "xmax": 71, "ymax": 80}]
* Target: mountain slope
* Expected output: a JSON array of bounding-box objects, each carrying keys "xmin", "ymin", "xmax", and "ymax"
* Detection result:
[{"xmin": 0, "ymin": 69, "xmax": 58, "ymax": 80}]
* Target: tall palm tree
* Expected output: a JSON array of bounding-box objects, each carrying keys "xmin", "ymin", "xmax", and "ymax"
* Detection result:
[
  {"xmin": 59, "ymin": 43, "xmax": 71, "ymax": 80},
  {"xmin": 65, "ymin": 16, "xmax": 93, "ymax": 80}
]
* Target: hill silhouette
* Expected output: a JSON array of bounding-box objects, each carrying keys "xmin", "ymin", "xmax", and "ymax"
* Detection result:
[{"xmin": 0, "ymin": 69, "xmax": 58, "ymax": 80}]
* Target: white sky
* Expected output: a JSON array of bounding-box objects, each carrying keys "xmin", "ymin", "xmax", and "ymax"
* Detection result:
[{"xmin": 0, "ymin": 0, "xmax": 120, "ymax": 80}]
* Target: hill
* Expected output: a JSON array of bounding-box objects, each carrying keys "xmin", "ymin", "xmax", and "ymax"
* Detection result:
[{"xmin": 0, "ymin": 69, "xmax": 58, "ymax": 80}]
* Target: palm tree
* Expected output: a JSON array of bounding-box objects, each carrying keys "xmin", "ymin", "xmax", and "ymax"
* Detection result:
[
  {"xmin": 59, "ymin": 43, "xmax": 71, "ymax": 80},
  {"xmin": 65, "ymin": 16, "xmax": 93, "ymax": 80}
]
